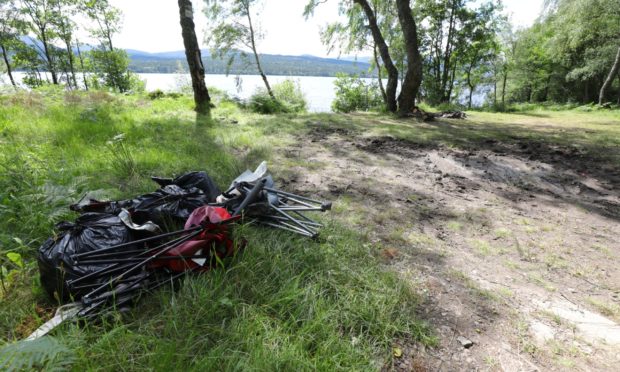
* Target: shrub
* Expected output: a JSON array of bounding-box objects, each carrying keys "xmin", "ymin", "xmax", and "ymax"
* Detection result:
[
  {"xmin": 89, "ymin": 49, "xmax": 144, "ymax": 93},
  {"xmin": 248, "ymin": 90, "xmax": 288, "ymax": 114},
  {"xmin": 248, "ymin": 79, "xmax": 307, "ymax": 114},
  {"xmin": 272, "ymin": 79, "xmax": 307, "ymax": 113},
  {"xmin": 148, "ymin": 89, "xmax": 165, "ymax": 100},
  {"xmin": 332, "ymin": 73, "xmax": 384, "ymax": 113}
]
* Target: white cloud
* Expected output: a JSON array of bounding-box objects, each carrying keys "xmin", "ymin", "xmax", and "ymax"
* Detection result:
[{"xmin": 502, "ymin": 0, "xmax": 543, "ymax": 28}]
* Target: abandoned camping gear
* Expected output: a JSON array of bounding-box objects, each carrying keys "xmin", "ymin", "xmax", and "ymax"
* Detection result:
[
  {"xmin": 72, "ymin": 206, "xmax": 240, "ymax": 319},
  {"xmin": 32, "ymin": 163, "xmax": 330, "ymax": 338},
  {"xmin": 217, "ymin": 161, "xmax": 332, "ymax": 238}
]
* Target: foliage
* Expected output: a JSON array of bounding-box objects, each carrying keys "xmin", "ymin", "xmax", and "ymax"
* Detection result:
[
  {"xmin": 415, "ymin": 0, "xmax": 503, "ymax": 106},
  {"xmin": 248, "ymin": 79, "xmax": 307, "ymax": 114},
  {"xmin": 332, "ymin": 73, "xmax": 384, "ymax": 113},
  {"xmin": 204, "ymin": 0, "xmax": 276, "ymax": 97},
  {"xmin": 148, "ymin": 89, "xmax": 166, "ymax": 100},
  {"xmin": 272, "ymin": 79, "xmax": 307, "ymax": 113},
  {"xmin": 248, "ymin": 89, "xmax": 286, "ymax": 114},
  {"xmin": 89, "ymin": 49, "xmax": 133, "ymax": 93},
  {"xmin": 0, "ymin": 0, "xmax": 130, "ymax": 91},
  {"xmin": 505, "ymin": 0, "xmax": 620, "ymax": 104},
  {"xmin": 0, "ymin": 337, "xmax": 75, "ymax": 371}
]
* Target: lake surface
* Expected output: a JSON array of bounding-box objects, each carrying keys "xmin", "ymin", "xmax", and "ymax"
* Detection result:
[
  {"xmin": 5, "ymin": 72, "xmax": 348, "ymax": 112},
  {"xmin": 144, "ymin": 73, "xmax": 340, "ymax": 113}
]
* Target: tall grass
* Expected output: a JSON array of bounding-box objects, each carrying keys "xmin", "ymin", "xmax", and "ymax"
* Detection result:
[{"xmin": 0, "ymin": 89, "xmax": 431, "ymax": 370}]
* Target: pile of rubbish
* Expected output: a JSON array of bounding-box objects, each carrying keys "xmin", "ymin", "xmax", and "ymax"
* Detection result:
[{"xmin": 31, "ymin": 162, "xmax": 330, "ymax": 339}]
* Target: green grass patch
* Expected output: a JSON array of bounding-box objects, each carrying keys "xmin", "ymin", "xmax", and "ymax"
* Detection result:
[{"xmin": 0, "ymin": 90, "xmax": 432, "ymax": 370}]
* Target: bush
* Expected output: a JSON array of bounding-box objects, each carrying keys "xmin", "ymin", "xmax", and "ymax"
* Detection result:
[
  {"xmin": 272, "ymin": 79, "xmax": 307, "ymax": 113},
  {"xmin": 89, "ymin": 49, "xmax": 144, "ymax": 93},
  {"xmin": 248, "ymin": 79, "xmax": 307, "ymax": 114},
  {"xmin": 248, "ymin": 90, "xmax": 288, "ymax": 114},
  {"xmin": 148, "ymin": 89, "xmax": 165, "ymax": 100},
  {"xmin": 332, "ymin": 73, "xmax": 384, "ymax": 113}
]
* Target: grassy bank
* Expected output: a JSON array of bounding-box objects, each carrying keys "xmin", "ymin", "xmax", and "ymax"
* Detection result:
[{"xmin": 0, "ymin": 89, "xmax": 432, "ymax": 370}]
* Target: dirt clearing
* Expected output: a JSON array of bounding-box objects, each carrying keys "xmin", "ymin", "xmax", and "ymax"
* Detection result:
[{"xmin": 274, "ymin": 114, "xmax": 620, "ymax": 371}]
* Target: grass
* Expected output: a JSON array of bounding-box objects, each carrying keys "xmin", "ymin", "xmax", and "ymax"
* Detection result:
[
  {"xmin": 586, "ymin": 297, "xmax": 620, "ymax": 322},
  {"xmin": 1, "ymin": 88, "xmax": 619, "ymax": 370},
  {"xmin": 0, "ymin": 89, "xmax": 432, "ymax": 370}
]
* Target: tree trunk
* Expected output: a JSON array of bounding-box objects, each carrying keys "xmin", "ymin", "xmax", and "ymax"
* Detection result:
[
  {"xmin": 493, "ymin": 66, "xmax": 497, "ymax": 107},
  {"xmin": 40, "ymin": 29, "xmax": 58, "ymax": 85},
  {"xmin": 353, "ymin": 0, "xmax": 398, "ymax": 113},
  {"xmin": 465, "ymin": 50, "xmax": 479, "ymax": 110},
  {"xmin": 395, "ymin": 0, "xmax": 423, "ymax": 116},
  {"xmin": 501, "ymin": 65, "xmax": 508, "ymax": 108},
  {"xmin": 1, "ymin": 44, "xmax": 16, "ymax": 88},
  {"xmin": 245, "ymin": 7, "xmax": 274, "ymax": 99},
  {"xmin": 617, "ymin": 72, "xmax": 620, "ymax": 105},
  {"xmin": 63, "ymin": 38, "xmax": 78, "ymax": 89},
  {"xmin": 440, "ymin": 0, "xmax": 457, "ymax": 102},
  {"xmin": 178, "ymin": 0, "xmax": 211, "ymax": 114},
  {"xmin": 373, "ymin": 43, "xmax": 387, "ymax": 102},
  {"xmin": 447, "ymin": 60, "xmax": 457, "ymax": 103},
  {"xmin": 599, "ymin": 46, "xmax": 620, "ymax": 105},
  {"xmin": 105, "ymin": 22, "xmax": 114, "ymax": 52},
  {"xmin": 76, "ymin": 40, "xmax": 89, "ymax": 90},
  {"xmin": 466, "ymin": 68, "xmax": 473, "ymax": 109}
]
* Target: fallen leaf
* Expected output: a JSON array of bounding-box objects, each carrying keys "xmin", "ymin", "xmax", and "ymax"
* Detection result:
[{"xmin": 393, "ymin": 347, "xmax": 403, "ymax": 358}]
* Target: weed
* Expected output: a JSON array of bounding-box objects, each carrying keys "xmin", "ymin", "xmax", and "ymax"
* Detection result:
[
  {"xmin": 106, "ymin": 133, "xmax": 138, "ymax": 178},
  {"xmin": 470, "ymin": 239, "xmax": 496, "ymax": 256},
  {"xmin": 528, "ymin": 273, "xmax": 557, "ymax": 292},
  {"xmin": 494, "ymin": 227, "xmax": 512, "ymax": 238},
  {"xmin": 587, "ymin": 297, "xmax": 620, "ymax": 321},
  {"xmin": 446, "ymin": 220, "xmax": 463, "ymax": 231}
]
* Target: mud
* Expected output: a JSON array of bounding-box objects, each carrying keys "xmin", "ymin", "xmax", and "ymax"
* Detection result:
[{"xmin": 276, "ymin": 121, "xmax": 620, "ymax": 371}]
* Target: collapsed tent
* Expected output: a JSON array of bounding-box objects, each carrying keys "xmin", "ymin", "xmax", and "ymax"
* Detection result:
[{"xmin": 34, "ymin": 163, "xmax": 330, "ymax": 333}]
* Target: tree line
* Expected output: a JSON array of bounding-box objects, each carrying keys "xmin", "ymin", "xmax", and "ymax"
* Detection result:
[
  {"xmin": 0, "ymin": 0, "xmax": 141, "ymax": 92},
  {"xmin": 2, "ymin": 0, "xmax": 619, "ymax": 114}
]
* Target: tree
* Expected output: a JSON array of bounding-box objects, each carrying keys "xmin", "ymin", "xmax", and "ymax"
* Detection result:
[
  {"xmin": 416, "ymin": 0, "xmax": 470, "ymax": 104},
  {"xmin": 0, "ymin": 0, "xmax": 22, "ymax": 88},
  {"xmin": 82, "ymin": 0, "xmax": 133, "ymax": 92},
  {"xmin": 305, "ymin": 0, "xmax": 400, "ymax": 112},
  {"xmin": 52, "ymin": 0, "xmax": 78, "ymax": 88},
  {"xmin": 505, "ymin": 0, "xmax": 620, "ymax": 104},
  {"xmin": 82, "ymin": 0, "xmax": 119, "ymax": 52},
  {"xmin": 179, "ymin": 0, "xmax": 212, "ymax": 114},
  {"xmin": 13, "ymin": 42, "xmax": 45, "ymax": 87},
  {"xmin": 599, "ymin": 46, "xmax": 620, "ymax": 104},
  {"xmin": 204, "ymin": 0, "xmax": 274, "ymax": 99},
  {"xmin": 460, "ymin": 2, "xmax": 501, "ymax": 108},
  {"xmin": 20, "ymin": 0, "xmax": 60, "ymax": 84},
  {"xmin": 395, "ymin": 0, "xmax": 423, "ymax": 115}
]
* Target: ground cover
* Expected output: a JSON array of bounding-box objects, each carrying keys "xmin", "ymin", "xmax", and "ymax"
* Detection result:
[{"xmin": 1, "ymin": 88, "xmax": 619, "ymax": 370}]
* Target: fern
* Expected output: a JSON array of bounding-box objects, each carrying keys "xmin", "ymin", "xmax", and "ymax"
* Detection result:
[{"xmin": 0, "ymin": 338, "xmax": 75, "ymax": 371}]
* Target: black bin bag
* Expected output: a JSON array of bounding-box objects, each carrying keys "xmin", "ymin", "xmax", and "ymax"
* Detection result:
[
  {"xmin": 71, "ymin": 171, "xmax": 221, "ymax": 226},
  {"xmin": 151, "ymin": 171, "xmax": 221, "ymax": 202},
  {"xmin": 37, "ymin": 213, "xmax": 139, "ymax": 301}
]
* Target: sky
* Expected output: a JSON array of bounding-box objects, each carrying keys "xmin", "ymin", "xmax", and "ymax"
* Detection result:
[{"xmin": 107, "ymin": 0, "xmax": 544, "ymax": 57}]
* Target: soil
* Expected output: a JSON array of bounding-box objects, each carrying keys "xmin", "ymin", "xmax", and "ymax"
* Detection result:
[{"xmin": 275, "ymin": 120, "xmax": 620, "ymax": 371}]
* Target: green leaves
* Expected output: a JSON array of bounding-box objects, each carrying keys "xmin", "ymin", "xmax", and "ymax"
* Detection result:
[
  {"xmin": 0, "ymin": 337, "xmax": 75, "ymax": 371},
  {"xmin": 6, "ymin": 252, "xmax": 23, "ymax": 269}
]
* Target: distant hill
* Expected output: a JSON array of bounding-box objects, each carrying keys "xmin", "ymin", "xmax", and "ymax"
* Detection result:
[
  {"xmin": 126, "ymin": 49, "xmax": 374, "ymax": 77},
  {"xmin": 14, "ymin": 38, "xmax": 374, "ymax": 77}
]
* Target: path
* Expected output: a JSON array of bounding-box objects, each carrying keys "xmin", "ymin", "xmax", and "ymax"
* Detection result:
[{"xmin": 274, "ymin": 118, "xmax": 620, "ymax": 371}]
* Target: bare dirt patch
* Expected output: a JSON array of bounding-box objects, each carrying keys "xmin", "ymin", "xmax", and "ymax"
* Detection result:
[{"xmin": 275, "ymin": 120, "xmax": 620, "ymax": 371}]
